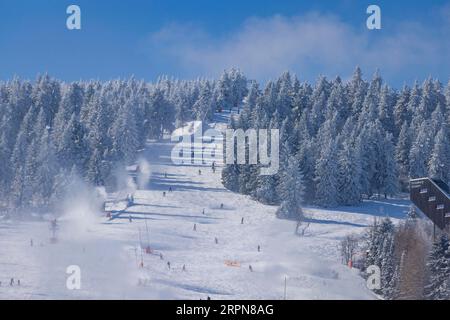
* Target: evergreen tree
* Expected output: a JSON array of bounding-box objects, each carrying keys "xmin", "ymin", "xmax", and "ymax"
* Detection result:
[
  {"xmin": 314, "ymin": 140, "xmax": 339, "ymax": 207},
  {"xmin": 395, "ymin": 122, "xmax": 412, "ymax": 187},
  {"xmin": 216, "ymin": 71, "xmax": 232, "ymax": 111},
  {"xmin": 310, "ymin": 76, "xmax": 330, "ymax": 134},
  {"xmin": 348, "ymin": 66, "xmax": 366, "ymax": 111},
  {"xmin": 378, "ymin": 85, "xmax": 395, "ymax": 134},
  {"xmin": 193, "ymin": 81, "xmax": 214, "ymax": 121},
  {"xmin": 276, "ymin": 154, "xmax": 305, "ymax": 220},
  {"xmin": 375, "ymin": 133, "xmax": 398, "ymax": 198},
  {"xmin": 359, "ymin": 71, "xmax": 382, "ymax": 124},
  {"xmin": 424, "ymin": 235, "xmax": 450, "ymax": 300},
  {"xmin": 418, "ymin": 78, "xmax": 437, "ymax": 118},
  {"xmin": 32, "ymin": 74, "xmax": 61, "ymax": 126},
  {"xmin": 221, "ymin": 164, "xmax": 240, "ymax": 192},
  {"xmin": 255, "ymin": 174, "xmax": 278, "ymax": 205},
  {"xmin": 428, "ymin": 126, "xmax": 450, "ymax": 183},
  {"xmin": 34, "ymin": 127, "xmax": 58, "ymax": 206},
  {"xmin": 365, "ymin": 217, "xmax": 396, "ymax": 298},
  {"xmin": 9, "ymin": 128, "xmax": 29, "ymax": 207},
  {"xmin": 380, "ymin": 231, "xmax": 397, "ymax": 299},
  {"xmin": 52, "ymin": 82, "xmax": 84, "ymax": 142},
  {"xmin": 297, "ymin": 140, "xmax": 316, "ymax": 204},
  {"xmin": 326, "ymin": 76, "xmax": 349, "ymax": 131},
  {"xmin": 87, "ymin": 148, "xmax": 104, "ymax": 186},
  {"xmin": 0, "ymin": 132, "xmax": 12, "ymax": 197},
  {"xmin": 57, "ymin": 113, "xmax": 89, "ymax": 171},
  {"xmin": 407, "ymin": 82, "xmax": 421, "ymax": 118},
  {"xmin": 111, "ymin": 98, "xmax": 140, "ymax": 165},
  {"xmin": 409, "ymin": 120, "xmax": 434, "ymax": 178},
  {"xmin": 393, "ymin": 86, "xmax": 410, "ymax": 137},
  {"xmin": 337, "ymin": 139, "xmax": 362, "ymax": 205}
]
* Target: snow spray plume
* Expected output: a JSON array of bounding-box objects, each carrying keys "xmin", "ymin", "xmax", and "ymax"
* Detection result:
[
  {"xmin": 111, "ymin": 163, "xmax": 138, "ymax": 198},
  {"xmin": 56, "ymin": 174, "xmax": 104, "ymax": 239},
  {"xmin": 137, "ymin": 158, "xmax": 151, "ymax": 190}
]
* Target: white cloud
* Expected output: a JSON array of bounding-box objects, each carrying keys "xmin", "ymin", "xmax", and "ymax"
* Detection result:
[{"xmin": 147, "ymin": 11, "xmax": 450, "ymax": 82}]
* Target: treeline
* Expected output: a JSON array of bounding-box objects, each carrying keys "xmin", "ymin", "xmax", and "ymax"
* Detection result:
[
  {"xmin": 1, "ymin": 68, "xmax": 449, "ymax": 214},
  {"xmin": 353, "ymin": 208, "xmax": 450, "ymax": 300},
  {"xmin": 222, "ymin": 68, "xmax": 450, "ymax": 210},
  {"xmin": 0, "ymin": 70, "xmax": 248, "ymax": 213}
]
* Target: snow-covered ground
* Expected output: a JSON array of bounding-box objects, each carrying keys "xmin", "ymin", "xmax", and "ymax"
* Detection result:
[{"xmin": 0, "ymin": 112, "xmax": 410, "ymax": 300}]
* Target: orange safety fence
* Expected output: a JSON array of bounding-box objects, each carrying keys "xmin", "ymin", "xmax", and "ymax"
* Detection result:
[{"xmin": 224, "ymin": 260, "xmax": 241, "ymax": 267}]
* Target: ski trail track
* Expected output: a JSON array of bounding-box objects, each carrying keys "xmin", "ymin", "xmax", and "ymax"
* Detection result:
[{"xmin": 0, "ymin": 110, "xmax": 409, "ymax": 299}]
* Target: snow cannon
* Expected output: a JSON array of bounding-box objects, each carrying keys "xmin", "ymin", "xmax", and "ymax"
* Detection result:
[{"xmin": 49, "ymin": 219, "xmax": 59, "ymax": 244}]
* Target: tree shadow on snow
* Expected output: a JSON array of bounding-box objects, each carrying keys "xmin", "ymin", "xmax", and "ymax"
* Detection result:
[
  {"xmin": 304, "ymin": 217, "xmax": 368, "ymax": 228},
  {"xmin": 305, "ymin": 199, "xmax": 410, "ymax": 220}
]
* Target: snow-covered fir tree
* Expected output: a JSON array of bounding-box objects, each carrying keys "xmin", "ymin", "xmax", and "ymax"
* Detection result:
[
  {"xmin": 314, "ymin": 139, "xmax": 339, "ymax": 207},
  {"xmin": 337, "ymin": 139, "xmax": 362, "ymax": 205},
  {"xmin": 428, "ymin": 125, "xmax": 450, "ymax": 184},
  {"xmin": 276, "ymin": 154, "xmax": 305, "ymax": 220},
  {"xmin": 424, "ymin": 235, "xmax": 450, "ymax": 300},
  {"xmin": 364, "ymin": 217, "xmax": 397, "ymax": 297}
]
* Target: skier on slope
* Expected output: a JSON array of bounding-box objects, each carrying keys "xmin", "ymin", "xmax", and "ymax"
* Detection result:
[
  {"xmin": 249, "ymin": 265, "xmax": 253, "ymax": 272},
  {"xmin": 220, "ymin": 203, "xmax": 224, "ymax": 209},
  {"xmin": 129, "ymin": 215, "xmax": 132, "ymax": 223},
  {"xmin": 167, "ymin": 262, "xmax": 171, "ymax": 270},
  {"xmin": 257, "ymin": 245, "xmax": 261, "ymax": 252},
  {"xmin": 241, "ymin": 217, "xmax": 244, "ymax": 224},
  {"xmin": 30, "ymin": 239, "xmax": 33, "ymax": 247},
  {"xmin": 202, "ymin": 208, "xmax": 205, "ymax": 215},
  {"xmin": 215, "ymin": 237, "xmax": 218, "ymax": 244},
  {"xmin": 169, "ymin": 187, "xmax": 172, "ymax": 192},
  {"xmin": 159, "ymin": 253, "xmax": 163, "ymax": 260},
  {"xmin": 182, "ymin": 264, "xmax": 186, "ymax": 272},
  {"xmin": 163, "ymin": 192, "xmax": 166, "ymax": 197},
  {"xmin": 10, "ymin": 278, "xmax": 14, "ymax": 286},
  {"xmin": 198, "ymin": 169, "xmax": 202, "ymax": 175},
  {"xmin": 193, "ymin": 223, "xmax": 197, "ymax": 231}
]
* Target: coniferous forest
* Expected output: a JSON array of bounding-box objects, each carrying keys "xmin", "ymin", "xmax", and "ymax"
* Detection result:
[
  {"xmin": 223, "ymin": 68, "xmax": 449, "ymax": 214},
  {"xmin": 0, "ymin": 70, "xmax": 249, "ymax": 214},
  {"xmin": 1, "ymin": 68, "xmax": 449, "ymax": 217}
]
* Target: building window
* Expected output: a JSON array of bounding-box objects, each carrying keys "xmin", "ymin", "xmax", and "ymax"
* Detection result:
[
  {"xmin": 420, "ymin": 188, "xmax": 428, "ymax": 194},
  {"xmin": 429, "ymin": 196, "xmax": 436, "ymax": 202},
  {"xmin": 437, "ymin": 204, "xmax": 445, "ymax": 210}
]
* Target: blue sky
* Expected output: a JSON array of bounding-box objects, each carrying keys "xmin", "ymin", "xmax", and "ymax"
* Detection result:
[{"xmin": 1, "ymin": 0, "xmax": 450, "ymax": 86}]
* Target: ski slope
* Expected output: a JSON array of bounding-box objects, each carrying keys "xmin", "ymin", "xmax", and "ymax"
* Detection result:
[{"xmin": 0, "ymin": 111, "xmax": 410, "ymax": 300}]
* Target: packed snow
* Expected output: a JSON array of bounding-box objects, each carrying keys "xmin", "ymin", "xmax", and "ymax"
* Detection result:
[{"xmin": 0, "ymin": 115, "xmax": 410, "ymax": 300}]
